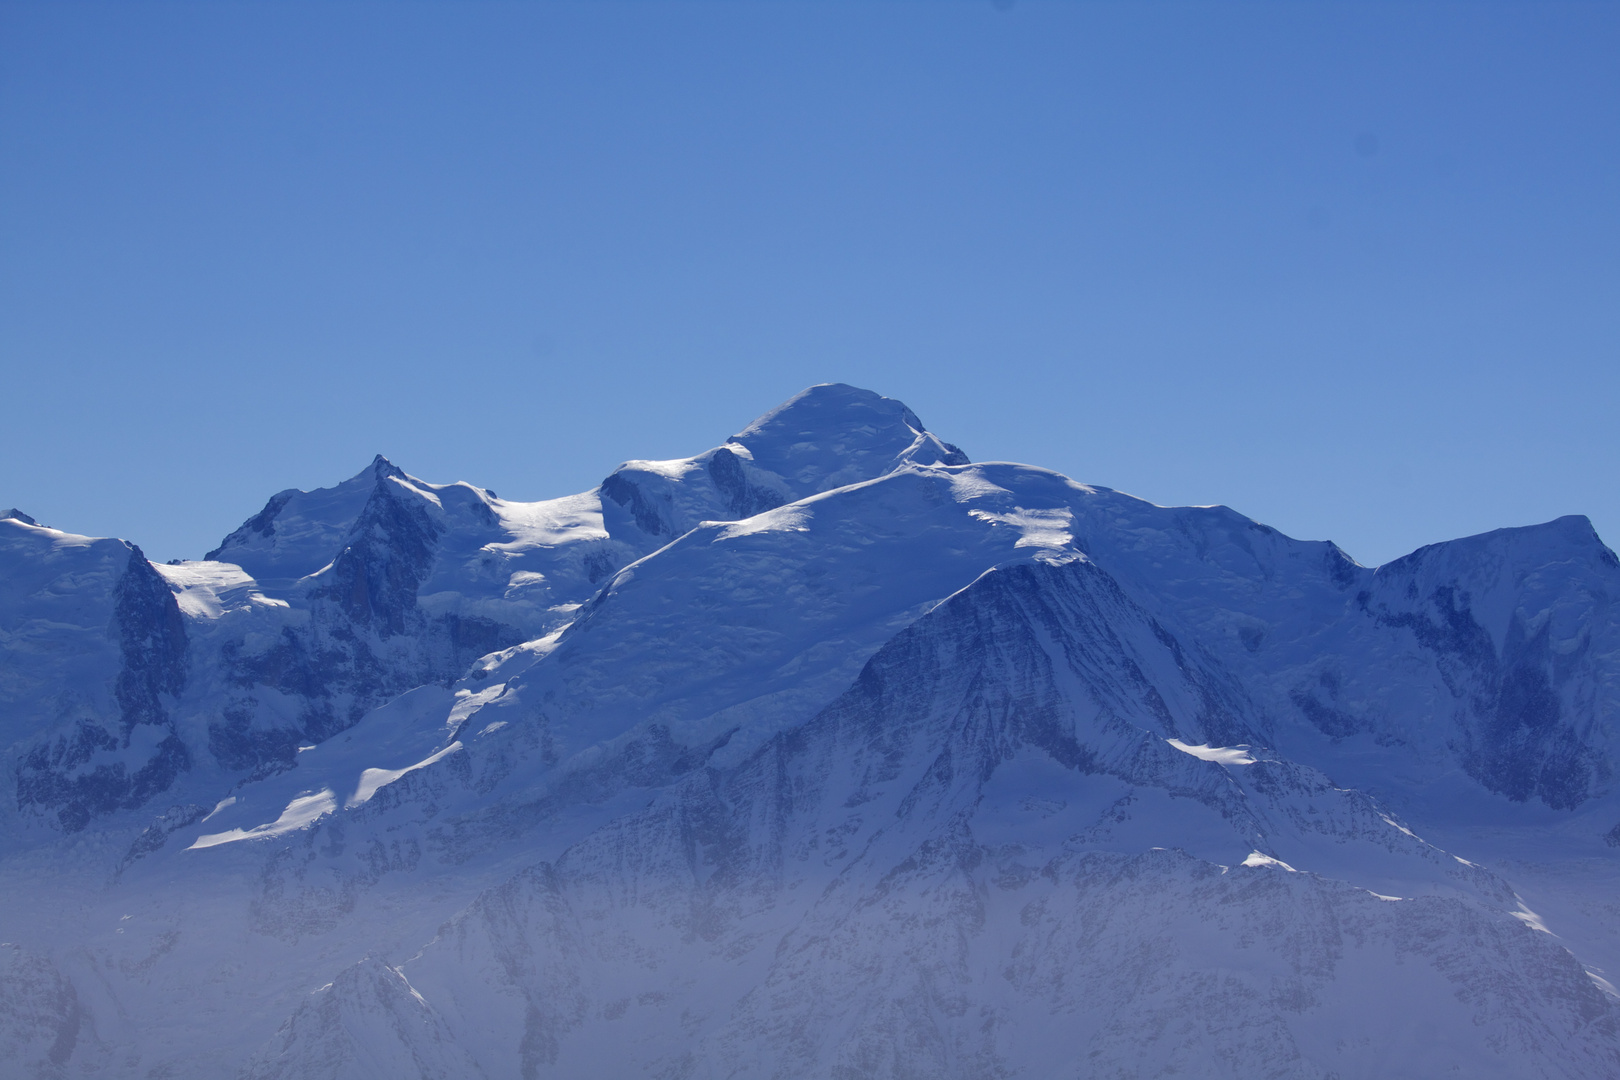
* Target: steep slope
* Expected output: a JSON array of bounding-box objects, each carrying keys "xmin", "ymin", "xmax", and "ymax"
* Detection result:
[
  {"xmin": 1354, "ymin": 516, "xmax": 1620, "ymax": 810},
  {"xmin": 1, "ymin": 516, "xmax": 189, "ymax": 833},
  {"xmin": 305, "ymin": 556, "xmax": 1618, "ymax": 1079},
  {"xmin": 4, "ymin": 384, "xmax": 1620, "ymax": 1080},
  {"xmin": 3, "ymin": 385, "xmax": 966, "ymax": 833},
  {"xmin": 182, "ymin": 471, "xmax": 1618, "ymax": 1077}
]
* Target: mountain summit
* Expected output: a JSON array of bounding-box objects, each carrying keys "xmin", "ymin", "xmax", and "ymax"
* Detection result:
[
  {"xmin": 722, "ymin": 381, "xmax": 970, "ymax": 491},
  {"xmin": 204, "ymin": 454, "xmax": 407, "ymax": 585},
  {"xmin": 2, "ymin": 385, "xmax": 1618, "ymax": 1079}
]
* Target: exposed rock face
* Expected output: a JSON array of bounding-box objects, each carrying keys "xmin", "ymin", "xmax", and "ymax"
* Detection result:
[
  {"xmin": 205, "ymin": 456, "xmax": 400, "ymax": 586},
  {"xmin": 705, "ymin": 445, "xmax": 786, "ymax": 519},
  {"xmin": 361, "ymin": 557, "xmax": 1616, "ymax": 1079},
  {"xmin": 1352, "ymin": 516, "xmax": 1618, "ymax": 808},
  {"xmin": 2, "ymin": 385, "xmax": 1619, "ymax": 1079},
  {"xmin": 206, "ymin": 466, "xmax": 518, "ymax": 776},
  {"xmin": 13, "ymin": 543, "xmax": 189, "ymax": 831},
  {"xmin": 313, "ymin": 470, "xmax": 443, "ymax": 638},
  {"xmin": 5, "ymin": 386, "xmax": 980, "ymax": 826}
]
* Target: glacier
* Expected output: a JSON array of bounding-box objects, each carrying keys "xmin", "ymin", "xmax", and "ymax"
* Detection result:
[{"xmin": 1, "ymin": 385, "xmax": 1618, "ymax": 1078}]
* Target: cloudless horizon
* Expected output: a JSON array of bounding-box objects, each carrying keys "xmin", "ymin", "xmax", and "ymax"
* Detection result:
[{"xmin": 2, "ymin": 1, "xmax": 1616, "ymax": 567}]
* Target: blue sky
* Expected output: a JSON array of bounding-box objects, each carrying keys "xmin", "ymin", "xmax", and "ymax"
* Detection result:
[{"xmin": 1, "ymin": 1, "xmax": 1615, "ymax": 566}]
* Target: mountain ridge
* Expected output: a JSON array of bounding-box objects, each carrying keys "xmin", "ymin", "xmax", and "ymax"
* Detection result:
[{"xmin": 2, "ymin": 383, "xmax": 1618, "ymax": 1079}]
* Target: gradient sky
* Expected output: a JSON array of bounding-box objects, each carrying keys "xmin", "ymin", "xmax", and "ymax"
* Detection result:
[{"xmin": 1, "ymin": 1, "xmax": 1615, "ymax": 566}]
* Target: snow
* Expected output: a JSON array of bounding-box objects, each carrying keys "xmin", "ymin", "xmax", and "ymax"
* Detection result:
[
  {"xmin": 204, "ymin": 461, "xmax": 383, "ymax": 585},
  {"xmin": 446, "ymin": 684, "xmax": 508, "ymax": 735},
  {"xmin": 156, "ymin": 560, "xmax": 296, "ymax": 618},
  {"xmin": 1166, "ymin": 739, "xmax": 1258, "ymax": 766},
  {"xmin": 347, "ymin": 742, "xmax": 463, "ymax": 808},
  {"xmin": 713, "ymin": 503, "xmax": 813, "ymax": 539},
  {"xmin": 946, "ymin": 471, "xmax": 1012, "ymax": 501},
  {"xmin": 1511, "ymin": 900, "xmax": 1554, "ymax": 934},
  {"xmin": 488, "ymin": 490, "xmax": 608, "ymax": 549},
  {"xmin": 617, "ymin": 457, "xmax": 702, "ymax": 480},
  {"xmin": 3, "ymin": 383, "xmax": 1620, "ymax": 1079},
  {"xmin": 1379, "ymin": 814, "xmax": 1422, "ymax": 840},
  {"xmin": 388, "ymin": 473, "xmax": 443, "ymax": 511},
  {"xmin": 967, "ymin": 505, "xmax": 1075, "ymax": 548},
  {"xmin": 188, "ymin": 789, "xmax": 338, "ymax": 849}
]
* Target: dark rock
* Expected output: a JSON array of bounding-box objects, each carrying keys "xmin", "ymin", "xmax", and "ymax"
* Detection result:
[
  {"xmin": 707, "ymin": 447, "xmax": 786, "ymax": 519},
  {"xmin": 14, "ymin": 546, "xmax": 191, "ymax": 831},
  {"xmin": 313, "ymin": 476, "xmax": 442, "ymax": 637},
  {"xmin": 600, "ymin": 473, "xmax": 669, "ymax": 537},
  {"xmin": 119, "ymin": 803, "xmax": 211, "ymax": 870},
  {"xmin": 206, "ymin": 490, "xmax": 295, "ymax": 561}
]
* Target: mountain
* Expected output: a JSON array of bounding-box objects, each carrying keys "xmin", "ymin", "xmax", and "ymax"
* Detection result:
[{"xmin": 1, "ymin": 384, "xmax": 1617, "ymax": 1078}]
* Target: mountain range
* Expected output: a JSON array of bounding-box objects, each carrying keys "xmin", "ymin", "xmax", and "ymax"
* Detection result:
[{"xmin": 2, "ymin": 383, "xmax": 1618, "ymax": 1079}]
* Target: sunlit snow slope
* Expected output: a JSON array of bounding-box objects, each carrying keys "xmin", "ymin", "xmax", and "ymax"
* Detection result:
[{"xmin": 1, "ymin": 386, "xmax": 1618, "ymax": 1080}]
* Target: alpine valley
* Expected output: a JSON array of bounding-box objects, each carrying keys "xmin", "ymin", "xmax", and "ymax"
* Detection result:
[{"xmin": 3, "ymin": 384, "xmax": 1619, "ymax": 1080}]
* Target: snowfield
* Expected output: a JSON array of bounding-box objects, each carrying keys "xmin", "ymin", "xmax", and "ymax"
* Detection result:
[{"xmin": 2, "ymin": 385, "xmax": 1619, "ymax": 1079}]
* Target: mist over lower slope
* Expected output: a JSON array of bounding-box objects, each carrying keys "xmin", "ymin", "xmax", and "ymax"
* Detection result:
[{"xmin": 2, "ymin": 385, "xmax": 1618, "ymax": 1079}]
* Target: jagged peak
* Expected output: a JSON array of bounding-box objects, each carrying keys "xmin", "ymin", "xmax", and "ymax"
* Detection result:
[
  {"xmin": 361, "ymin": 454, "xmax": 405, "ymax": 483},
  {"xmin": 306, "ymin": 454, "xmax": 409, "ymax": 500},
  {"xmin": 1, "ymin": 508, "xmax": 39, "ymax": 526},
  {"xmin": 204, "ymin": 458, "xmax": 414, "ymax": 582},
  {"xmin": 308, "ymin": 454, "xmax": 408, "ymax": 496}
]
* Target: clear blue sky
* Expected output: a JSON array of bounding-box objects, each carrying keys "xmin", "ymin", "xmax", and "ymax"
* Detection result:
[{"xmin": 2, "ymin": 1, "xmax": 1615, "ymax": 567}]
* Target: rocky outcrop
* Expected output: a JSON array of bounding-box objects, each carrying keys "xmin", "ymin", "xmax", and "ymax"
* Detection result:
[
  {"xmin": 15, "ymin": 544, "xmax": 190, "ymax": 831},
  {"xmin": 369, "ymin": 557, "xmax": 1612, "ymax": 1078}
]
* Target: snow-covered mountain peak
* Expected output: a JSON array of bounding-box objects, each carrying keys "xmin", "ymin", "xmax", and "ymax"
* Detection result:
[
  {"xmin": 1, "ymin": 507, "xmax": 38, "ymax": 525},
  {"xmin": 1376, "ymin": 513, "xmax": 1613, "ymax": 575},
  {"xmin": 204, "ymin": 454, "xmax": 413, "ymax": 586},
  {"xmin": 726, "ymin": 382, "xmax": 969, "ymax": 495},
  {"xmin": 9, "ymin": 387, "xmax": 1620, "ymax": 1079},
  {"xmin": 589, "ymin": 384, "xmax": 968, "ymax": 541}
]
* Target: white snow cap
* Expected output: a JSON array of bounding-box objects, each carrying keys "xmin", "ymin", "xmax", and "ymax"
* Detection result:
[
  {"xmin": 204, "ymin": 454, "xmax": 405, "ymax": 585},
  {"xmin": 727, "ymin": 383, "xmax": 969, "ymax": 495}
]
